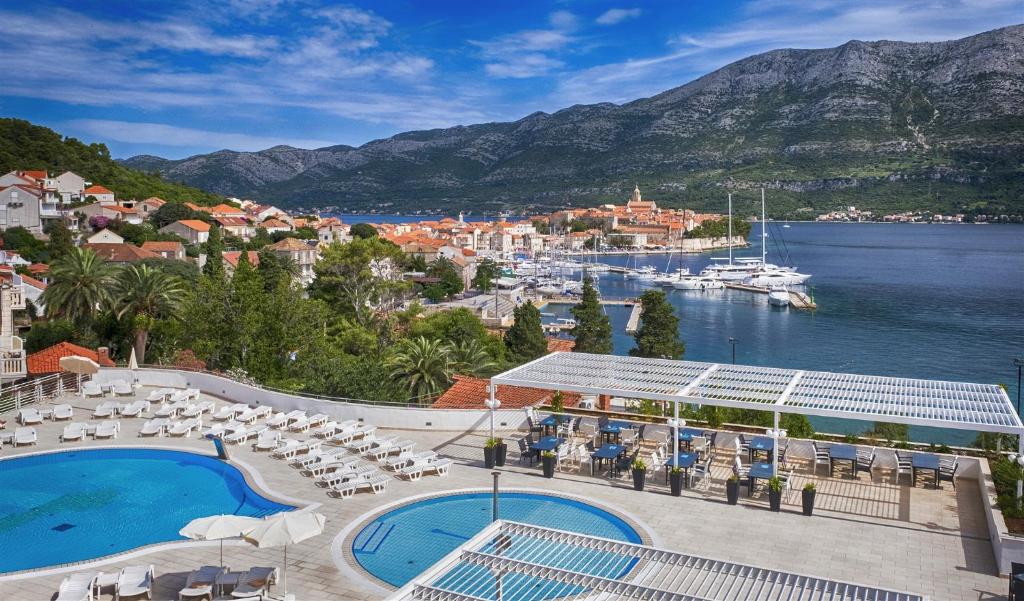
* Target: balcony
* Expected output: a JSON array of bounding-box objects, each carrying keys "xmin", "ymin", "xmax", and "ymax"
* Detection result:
[
  {"xmin": 8, "ymin": 287, "xmax": 24, "ymax": 310},
  {"xmin": 0, "ymin": 348, "xmax": 26, "ymax": 380}
]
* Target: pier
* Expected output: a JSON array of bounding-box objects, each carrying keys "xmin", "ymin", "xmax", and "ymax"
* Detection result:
[
  {"xmin": 536, "ymin": 297, "xmax": 644, "ymax": 333},
  {"xmin": 723, "ymin": 283, "xmax": 817, "ymax": 310},
  {"xmin": 625, "ymin": 301, "xmax": 643, "ymax": 334}
]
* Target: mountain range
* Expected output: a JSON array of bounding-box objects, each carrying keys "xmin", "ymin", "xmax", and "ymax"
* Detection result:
[{"xmin": 122, "ymin": 25, "xmax": 1024, "ymax": 217}]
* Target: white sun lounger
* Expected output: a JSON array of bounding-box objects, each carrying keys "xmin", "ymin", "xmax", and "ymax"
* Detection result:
[
  {"xmin": 155, "ymin": 401, "xmax": 187, "ymax": 418},
  {"xmin": 252, "ymin": 430, "xmax": 282, "ymax": 451},
  {"xmin": 52, "ymin": 404, "xmax": 75, "ymax": 421},
  {"xmin": 93, "ymin": 401, "xmax": 121, "ymax": 419},
  {"xmin": 116, "ymin": 565, "xmax": 153, "ymax": 600},
  {"xmin": 398, "ymin": 457, "xmax": 453, "ymax": 481},
  {"xmin": 270, "ymin": 439, "xmax": 304, "ymax": 459},
  {"xmin": 290, "ymin": 448, "xmax": 337, "ymax": 469},
  {"xmin": 301, "ymin": 454, "xmax": 360, "ymax": 477},
  {"xmin": 289, "ymin": 413, "xmax": 329, "ymax": 433},
  {"xmin": 201, "ymin": 420, "xmax": 241, "ymax": 438},
  {"xmin": 225, "ymin": 424, "xmax": 266, "ymax": 444},
  {"xmin": 146, "ymin": 388, "xmax": 174, "ymax": 403},
  {"xmin": 367, "ymin": 439, "xmax": 415, "ymax": 461},
  {"xmin": 182, "ymin": 400, "xmax": 216, "ymax": 418},
  {"xmin": 94, "ymin": 421, "xmax": 119, "ymax": 439},
  {"xmin": 14, "ymin": 426, "xmax": 37, "ymax": 446},
  {"xmin": 346, "ymin": 433, "xmax": 396, "ymax": 454},
  {"xmin": 230, "ymin": 566, "xmax": 278, "ymax": 598},
  {"xmin": 18, "ymin": 407, "xmax": 44, "ymax": 425},
  {"xmin": 110, "ymin": 379, "xmax": 134, "ymax": 396},
  {"xmin": 82, "ymin": 381, "xmax": 103, "ymax": 397},
  {"xmin": 120, "ymin": 400, "xmax": 150, "ymax": 417},
  {"xmin": 328, "ymin": 474, "xmax": 390, "ymax": 498},
  {"xmin": 139, "ymin": 418, "xmax": 169, "ymax": 437},
  {"xmin": 331, "ymin": 424, "xmax": 376, "ymax": 444},
  {"xmin": 55, "ymin": 571, "xmax": 98, "ymax": 601},
  {"xmin": 61, "ymin": 422, "xmax": 88, "ymax": 442},
  {"xmin": 178, "ymin": 565, "xmax": 225, "ymax": 601},
  {"xmin": 383, "ymin": 450, "xmax": 437, "ymax": 470},
  {"xmin": 311, "ymin": 421, "xmax": 340, "ymax": 438},
  {"xmin": 235, "ymin": 405, "xmax": 272, "ymax": 424},
  {"xmin": 168, "ymin": 418, "xmax": 200, "ymax": 437},
  {"xmin": 211, "ymin": 403, "xmax": 246, "ymax": 421},
  {"xmin": 315, "ymin": 463, "xmax": 377, "ymax": 487},
  {"xmin": 267, "ymin": 410, "xmax": 304, "ymax": 429}
]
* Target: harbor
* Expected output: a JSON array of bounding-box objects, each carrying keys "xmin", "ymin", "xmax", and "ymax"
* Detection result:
[{"xmin": 722, "ymin": 283, "xmax": 817, "ymax": 310}]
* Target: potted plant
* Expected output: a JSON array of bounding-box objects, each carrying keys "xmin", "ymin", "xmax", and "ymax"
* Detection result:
[
  {"xmin": 550, "ymin": 391, "xmax": 565, "ymax": 413},
  {"xmin": 483, "ymin": 437, "xmax": 501, "ymax": 469},
  {"xmin": 726, "ymin": 474, "xmax": 740, "ymax": 505},
  {"xmin": 631, "ymin": 458, "xmax": 647, "ymax": 491},
  {"xmin": 801, "ymin": 482, "xmax": 816, "ymax": 516},
  {"xmin": 669, "ymin": 466, "xmax": 683, "ymax": 496},
  {"xmin": 494, "ymin": 437, "xmax": 507, "ymax": 466},
  {"xmin": 541, "ymin": 451, "xmax": 556, "ymax": 478},
  {"xmin": 767, "ymin": 476, "xmax": 783, "ymax": 512}
]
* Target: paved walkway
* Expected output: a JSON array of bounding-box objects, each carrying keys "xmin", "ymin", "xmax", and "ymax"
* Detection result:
[{"xmin": 0, "ymin": 391, "xmax": 1005, "ymax": 601}]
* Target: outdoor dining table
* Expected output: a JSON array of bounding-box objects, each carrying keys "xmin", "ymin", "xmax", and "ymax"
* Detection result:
[
  {"xmin": 529, "ymin": 435, "xmax": 565, "ymax": 462},
  {"xmin": 600, "ymin": 420, "xmax": 633, "ymax": 443},
  {"xmin": 912, "ymin": 453, "xmax": 941, "ymax": 489},
  {"xmin": 747, "ymin": 461, "xmax": 774, "ymax": 496},
  {"xmin": 829, "ymin": 444, "xmax": 857, "ymax": 477},
  {"xmin": 676, "ymin": 428, "xmax": 705, "ymax": 451},
  {"xmin": 540, "ymin": 414, "xmax": 573, "ymax": 436},
  {"xmin": 590, "ymin": 443, "xmax": 627, "ymax": 475},
  {"xmin": 663, "ymin": 452, "xmax": 699, "ymax": 485},
  {"xmin": 747, "ymin": 435, "xmax": 775, "ymax": 462}
]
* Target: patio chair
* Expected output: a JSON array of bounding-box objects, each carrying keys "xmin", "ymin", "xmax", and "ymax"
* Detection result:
[
  {"xmin": 115, "ymin": 565, "xmax": 153, "ymax": 601},
  {"xmin": 895, "ymin": 451, "xmax": 913, "ymax": 483},
  {"xmin": 735, "ymin": 434, "xmax": 751, "ymax": 457},
  {"xmin": 139, "ymin": 418, "xmax": 169, "ymax": 437},
  {"xmin": 517, "ymin": 438, "xmax": 533, "ymax": 465},
  {"xmin": 692, "ymin": 436, "xmax": 708, "ymax": 457},
  {"xmin": 812, "ymin": 442, "xmax": 831, "ymax": 474},
  {"xmin": 612, "ymin": 449, "xmax": 637, "ymax": 478},
  {"xmin": 17, "ymin": 407, "xmax": 44, "ymax": 425},
  {"xmin": 856, "ymin": 447, "xmax": 876, "ymax": 479},
  {"xmin": 555, "ymin": 443, "xmax": 573, "ymax": 471},
  {"xmin": 94, "ymin": 420, "xmax": 120, "ymax": 439},
  {"xmin": 178, "ymin": 565, "xmax": 225, "ymax": 601},
  {"xmin": 93, "ymin": 402, "xmax": 120, "ymax": 419},
  {"xmin": 51, "ymin": 404, "xmax": 74, "ymax": 421},
  {"xmin": 525, "ymin": 415, "xmax": 544, "ymax": 437},
  {"xmin": 120, "ymin": 400, "xmax": 150, "ymax": 418},
  {"xmin": 227, "ymin": 567, "xmax": 277, "ymax": 598},
  {"xmin": 61, "ymin": 422, "xmax": 88, "ymax": 442},
  {"xmin": 636, "ymin": 423, "xmax": 647, "ymax": 442},
  {"xmin": 82, "ymin": 381, "xmax": 104, "ymax": 398},
  {"xmin": 55, "ymin": 572, "xmax": 98, "ymax": 601},
  {"xmin": 14, "ymin": 426, "xmax": 37, "ymax": 446},
  {"xmin": 110, "ymin": 380, "xmax": 133, "ymax": 396},
  {"xmin": 939, "ymin": 456, "xmax": 959, "ymax": 488},
  {"xmin": 689, "ymin": 458, "xmax": 712, "ymax": 491},
  {"xmin": 732, "ymin": 455, "xmax": 750, "ymax": 478},
  {"xmin": 620, "ymin": 428, "xmax": 638, "ymax": 448}
]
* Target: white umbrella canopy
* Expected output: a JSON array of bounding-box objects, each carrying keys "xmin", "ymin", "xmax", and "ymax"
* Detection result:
[
  {"xmin": 59, "ymin": 355, "xmax": 99, "ymax": 375},
  {"xmin": 242, "ymin": 511, "xmax": 326, "ymax": 597},
  {"xmin": 180, "ymin": 514, "xmax": 262, "ymax": 567},
  {"xmin": 128, "ymin": 347, "xmax": 139, "ymax": 370}
]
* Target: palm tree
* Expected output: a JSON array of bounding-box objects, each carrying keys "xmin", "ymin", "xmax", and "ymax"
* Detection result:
[
  {"xmin": 447, "ymin": 339, "xmax": 496, "ymax": 377},
  {"xmin": 111, "ymin": 264, "xmax": 186, "ymax": 364},
  {"xmin": 389, "ymin": 336, "xmax": 452, "ymax": 403},
  {"xmin": 40, "ymin": 247, "xmax": 117, "ymax": 320}
]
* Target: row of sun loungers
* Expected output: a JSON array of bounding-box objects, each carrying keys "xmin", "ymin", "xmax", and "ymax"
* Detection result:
[
  {"xmin": 55, "ymin": 565, "xmax": 153, "ymax": 601},
  {"xmin": 178, "ymin": 565, "xmax": 278, "ymax": 600}
]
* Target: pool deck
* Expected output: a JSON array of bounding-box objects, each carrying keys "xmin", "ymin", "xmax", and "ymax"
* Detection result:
[{"xmin": 0, "ymin": 390, "xmax": 1006, "ymax": 601}]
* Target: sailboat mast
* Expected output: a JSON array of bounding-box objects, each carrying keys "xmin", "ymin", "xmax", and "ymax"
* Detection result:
[
  {"xmin": 761, "ymin": 187, "xmax": 766, "ymax": 264},
  {"xmin": 728, "ymin": 193, "xmax": 733, "ymax": 265}
]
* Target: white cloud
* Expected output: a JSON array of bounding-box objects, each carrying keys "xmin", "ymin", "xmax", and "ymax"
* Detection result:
[
  {"xmin": 66, "ymin": 120, "xmax": 337, "ymax": 151},
  {"xmin": 596, "ymin": 8, "xmax": 642, "ymax": 26},
  {"xmin": 549, "ymin": 10, "xmax": 578, "ymax": 29},
  {"xmin": 470, "ymin": 10, "xmax": 580, "ymax": 79}
]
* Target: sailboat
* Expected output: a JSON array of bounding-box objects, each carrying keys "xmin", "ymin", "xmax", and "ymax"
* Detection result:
[{"xmin": 741, "ymin": 188, "xmax": 812, "ymax": 287}]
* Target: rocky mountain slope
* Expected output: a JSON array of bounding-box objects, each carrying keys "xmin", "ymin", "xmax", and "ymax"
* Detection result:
[{"xmin": 122, "ymin": 25, "xmax": 1024, "ymax": 217}]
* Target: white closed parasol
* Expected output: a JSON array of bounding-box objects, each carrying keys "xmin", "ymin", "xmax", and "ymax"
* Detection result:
[
  {"xmin": 179, "ymin": 514, "xmax": 262, "ymax": 567},
  {"xmin": 58, "ymin": 355, "xmax": 100, "ymax": 375},
  {"xmin": 242, "ymin": 511, "xmax": 326, "ymax": 598}
]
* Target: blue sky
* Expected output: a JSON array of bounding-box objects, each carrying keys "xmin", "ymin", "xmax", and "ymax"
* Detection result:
[{"xmin": 1, "ymin": 0, "xmax": 1019, "ymax": 159}]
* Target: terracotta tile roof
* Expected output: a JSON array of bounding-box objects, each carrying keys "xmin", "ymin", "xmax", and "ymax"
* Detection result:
[
  {"xmin": 260, "ymin": 218, "xmax": 291, "ymax": 229},
  {"xmin": 28, "ymin": 263, "xmax": 49, "ymax": 275},
  {"xmin": 105, "ymin": 205, "xmax": 138, "ymax": 214},
  {"xmin": 175, "ymin": 219, "xmax": 211, "ymax": 232},
  {"xmin": 83, "ymin": 185, "xmax": 113, "ymax": 195},
  {"xmin": 210, "ymin": 203, "xmax": 245, "ymax": 215},
  {"xmin": 142, "ymin": 197, "xmax": 166, "ymax": 206},
  {"xmin": 140, "ymin": 241, "xmax": 183, "ymax": 252},
  {"xmin": 214, "ymin": 216, "xmax": 250, "ymax": 227},
  {"xmin": 82, "ymin": 243, "xmax": 161, "ymax": 262},
  {"xmin": 22, "ymin": 170, "xmax": 47, "ymax": 180},
  {"xmin": 222, "ymin": 250, "xmax": 260, "ymax": 268},
  {"xmin": 546, "ymin": 337, "xmax": 575, "ymax": 352},
  {"xmin": 432, "ymin": 375, "xmax": 580, "ymax": 409},
  {"xmin": 269, "ymin": 237, "xmax": 312, "ymax": 251},
  {"xmin": 27, "ymin": 341, "xmax": 115, "ymax": 375},
  {"xmin": 20, "ymin": 274, "xmax": 47, "ymax": 290}
]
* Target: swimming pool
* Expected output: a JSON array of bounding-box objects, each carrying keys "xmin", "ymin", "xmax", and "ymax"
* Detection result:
[
  {"xmin": 352, "ymin": 492, "xmax": 642, "ymax": 589},
  {"xmin": 0, "ymin": 448, "xmax": 293, "ymax": 573}
]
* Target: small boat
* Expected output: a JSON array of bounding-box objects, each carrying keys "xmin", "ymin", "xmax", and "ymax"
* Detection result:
[
  {"xmin": 782, "ymin": 224, "xmax": 791, "ymax": 228},
  {"xmin": 672, "ymin": 276, "xmax": 725, "ymax": 290},
  {"xmin": 768, "ymin": 286, "xmax": 790, "ymax": 306},
  {"xmin": 743, "ymin": 270, "xmax": 811, "ymax": 287},
  {"xmin": 654, "ymin": 268, "xmax": 690, "ymax": 286}
]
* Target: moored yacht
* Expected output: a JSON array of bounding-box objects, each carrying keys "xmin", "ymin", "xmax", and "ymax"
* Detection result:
[{"xmin": 673, "ymin": 275, "xmax": 725, "ymax": 290}]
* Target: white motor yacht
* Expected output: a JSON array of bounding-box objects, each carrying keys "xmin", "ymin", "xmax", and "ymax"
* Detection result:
[
  {"xmin": 768, "ymin": 286, "xmax": 790, "ymax": 306},
  {"xmin": 744, "ymin": 270, "xmax": 811, "ymax": 287},
  {"xmin": 673, "ymin": 275, "xmax": 725, "ymax": 290}
]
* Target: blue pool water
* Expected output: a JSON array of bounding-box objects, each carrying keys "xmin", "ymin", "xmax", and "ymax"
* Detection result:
[
  {"xmin": 353, "ymin": 492, "xmax": 641, "ymax": 589},
  {"xmin": 0, "ymin": 448, "xmax": 293, "ymax": 573}
]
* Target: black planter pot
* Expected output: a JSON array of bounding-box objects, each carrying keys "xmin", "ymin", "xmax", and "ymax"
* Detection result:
[
  {"xmin": 483, "ymin": 446, "xmax": 496, "ymax": 469},
  {"xmin": 632, "ymin": 468, "xmax": 646, "ymax": 491},
  {"xmin": 669, "ymin": 471, "xmax": 683, "ymax": 496},
  {"xmin": 726, "ymin": 479, "xmax": 739, "ymax": 505},
  {"xmin": 542, "ymin": 454, "xmax": 556, "ymax": 478},
  {"xmin": 802, "ymin": 489, "xmax": 816, "ymax": 516},
  {"xmin": 768, "ymin": 489, "xmax": 782, "ymax": 512},
  {"xmin": 495, "ymin": 443, "xmax": 508, "ymax": 467}
]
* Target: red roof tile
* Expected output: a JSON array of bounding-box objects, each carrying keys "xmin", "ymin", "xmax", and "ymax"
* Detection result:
[
  {"xmin": 546, "ymin": 337, "xmax": 575, "ymax": 353},
  {"xmin": 82, "ymin": 243, "xmax": 161, "ymax": 262},
  {"xmin": 27, "ymin": 341, "xmax": 115, "ymax": 375},
  {"xmin": 432, "ymin": 375, "xmax": 580, "ymax": 409},
  {"xmin": 83, "ymin": 185, "xmax": 113, "ymax": 195},
  {"xmin": 20, "ymin": 274, "xmax": 47, "ymax": 290}
]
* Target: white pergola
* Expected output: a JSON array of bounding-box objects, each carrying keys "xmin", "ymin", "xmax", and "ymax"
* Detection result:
[
  {"xmin": 488, "ymin": 352, "xmax": 1022, "ymax": 473},
  {"xmin": 386, "ymin": 520, "xmax": 926, "ymax": 601}
]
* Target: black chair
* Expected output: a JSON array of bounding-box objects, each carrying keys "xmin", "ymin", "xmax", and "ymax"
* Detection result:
[
  {"xmin": 612, "ymin": 449, "xmax": 637, "ymax": 478},
  {"xmin": 598, "ymin": 415, "xmax": 610, "ymax": 429},
  {"xmin": 1011, "ymin": 562, "xmax": 1024, "ymax": 601},
  {"xmin": 636, "ymin": 423, "xmax": 647, "ymax": 442},
  {"xmin": 526, "ymin": 416, "xmax": 543, "ymax": 437},
  {"xmin": 517, "ymin": 438, "xmax": 533, "ymax": 465}
]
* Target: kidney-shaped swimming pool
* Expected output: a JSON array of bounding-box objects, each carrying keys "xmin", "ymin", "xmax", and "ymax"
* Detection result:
[
  {"xmin": 352, "ymin": 491, "xmax": 642, "ymax": 589},
  {"xmin": 0, "ymin": 448, "xmax": 293, "ymax": 573}
]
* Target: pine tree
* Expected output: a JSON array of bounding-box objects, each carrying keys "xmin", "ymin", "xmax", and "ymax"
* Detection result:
[
  {"xmin": 630, "ymin": 289, "xmax": 685, "ymax": 359},
  {"xmin": 202, "ymin": 225, "xmax": 225, "ymax": 281},
  {"xmin": 504, "ymin": 301, "xmax": 547, "ymax": 362},
  {"xmin": 570, "ymin": 277, "xmax": 612, "ymax": 354}
]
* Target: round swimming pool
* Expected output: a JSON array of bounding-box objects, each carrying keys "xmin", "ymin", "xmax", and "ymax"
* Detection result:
[
  {"xmin": 0, "ymin": 448, "xmax": 293, "ymax": 573},
  {"xmin": 352, "ymin": 491, "xmax": 642, "ymax": 588}
]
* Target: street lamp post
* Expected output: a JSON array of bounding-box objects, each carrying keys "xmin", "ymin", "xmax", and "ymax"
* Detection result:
[
  {"xmin": 485, "ymin": 385, "xmax": 501, "ymax": 443},
  {"xmin": 728, "ymin": 337, "xmax": 738, "ymax": 365}
]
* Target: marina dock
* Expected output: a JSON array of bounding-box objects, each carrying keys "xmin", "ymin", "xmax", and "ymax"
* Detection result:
[
  {"xmin": 723, "ymin": 283, "xmax": 817, "ymax": 310},
  {"xmin": 625, "ymin": 301, "xmax": 643, "ymax": 334},
  {"xmin": 537, "ymin": 297, "xmax": 644, "ymax": 334}
]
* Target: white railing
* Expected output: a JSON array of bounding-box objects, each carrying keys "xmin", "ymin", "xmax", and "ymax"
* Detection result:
[
  {"xmin": 7, "ymin": 288, "xmax": 24, "ymax": 310},
  {"xmin": 0, "ymin": 351, "xmax": 26, "ymax": 380},
  {"xmin": 0, "ymin": 373, "xmax": 78, "ymax": 414}
]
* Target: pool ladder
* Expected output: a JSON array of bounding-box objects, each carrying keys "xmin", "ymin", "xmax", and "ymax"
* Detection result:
[{"xmin": 353, "ymin": 522, "xmax": 394, "ymax": 554}]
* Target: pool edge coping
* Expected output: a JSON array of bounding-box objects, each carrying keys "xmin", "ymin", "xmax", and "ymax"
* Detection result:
[
  {"xmin": 0, "ymin": 443, "xmax": 318, "ymax": 582},
  {"xmin": 330, "ymin": 485, "xmax": 655, "ymax": 596}
]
